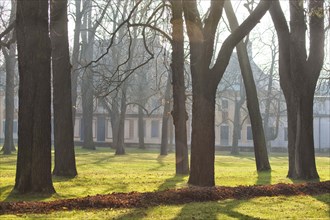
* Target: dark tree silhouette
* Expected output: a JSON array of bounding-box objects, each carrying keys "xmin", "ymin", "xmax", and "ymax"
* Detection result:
[
  {"xmin": 270, "ymin": 0, "xmax": 324, "ymax": 179},
  {"xmin": 15, "ymin": 0, "xmax": 55, "ymax": 193},
  {"xmin": 170, "ymin": 0, "xmax": 189, "ymax": 175},
  {"xmin": 50, "ymin": 0, "xmax": 77, "ymax": 177}
]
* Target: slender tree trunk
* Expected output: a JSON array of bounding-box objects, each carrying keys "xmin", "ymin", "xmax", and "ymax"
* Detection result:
[
  {"xmin": 138, "ymin": 105, "xmax": 145, "ymax": 149},
  {"xmin": 225, "ymin": 1, "xmax": 270, "ymax": 171},
  {"xmin": 231, "ymin": 98, "xmax": 241, "ymax": 155},
  {"xmin": 170, "ymin": 0, "xmax": 189, "ymax": 175},
  {"xmin": 1, "ymin": 0, "xmax": 16, "ymax": 155},
  {"xmin": 15, "ymin": 0, "xmax": 55, "ymax": 193},
  {"xmin": 81, "ymin": 0, "xmax": 95, "ymax": 150},
  {"xmin": 160, "ymin": 74, "xmax": 172, "ymax": 156},
  {"xmin": 2, "ymin": 44, "xmax": 16, "ymax": 155},
  {"xmin": 115, "ymin": 86, "xmax": 127, "ymax": 155},
  {"xmin": 50, "ymin": 0, "xmax": 77, "ymax": 177},
  {"xmin": 231, "ymin": 82, "xmax": 245, "ymax": 155},
  {"xmin": 71, "ymin": 0, "xmax": 82, "ymax": 125},
  {"xmin": 110, "ymin": 99, "xmax": 120, "ymax": 149},
  {"xmin": 81, "ymin": 70, "xmax": 95, "ymax": 150}
]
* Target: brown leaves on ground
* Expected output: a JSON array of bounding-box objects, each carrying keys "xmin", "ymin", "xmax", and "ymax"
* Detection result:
[{"xmin": 1, "ymin": 181, "xmax": 329, "ymax": 215}]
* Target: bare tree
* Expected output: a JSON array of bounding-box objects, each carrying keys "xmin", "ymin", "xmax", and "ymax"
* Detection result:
[
  {"xmin": 270, "ymin": 0, "xmax": 325, "ymax": 179},
  {"xmin": 182, "ymin": 0, "xmax": 271, "ymax": 186}
]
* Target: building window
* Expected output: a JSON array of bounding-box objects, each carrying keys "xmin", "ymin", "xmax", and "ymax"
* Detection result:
[
  {"xmin": 74, "ymin": 119, "xmax": 80, "ymax": 137},
  {"xmin": 143, "ymin": 120, "xmax": 146, "ymax": 138},
  {"xmin": 222, "ymin": 99, "xmax": 229, "ymax": 109},
  {"xmin": 222, "ymin": 111, "xmax": 229, "ymax": 122},
  {"xmin": 151, "ymin": 120, "xmax": 159, "ymax": 138},
  {"xmin": 220, "ymin": 125, "xmax": 229, "ymax": 146},
  {"xmin": 284, "ymin": 127, "xmax": 288, "ymax": 141},
  {"xmin": 129, "ymin": 120, "xmax": 134, "ymax": 138},
  {"xmin": 247, "ymin": 125, "xmax": 253, "ymax": 140},
  {"xmin": 107, "ymin": 120, "xmax": 113, "ymax": 139}
]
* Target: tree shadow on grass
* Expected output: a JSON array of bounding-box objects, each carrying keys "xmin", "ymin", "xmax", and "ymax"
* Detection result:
[
  {"xmin": 157, "ymin": 174, "xmax": 187, "ymax": 191},
  {"xmin": 114, "ymin": 174, "xmax": 187, "ymax": 219},
  {"xmin": 114, "ymin": 208, "xmax": 148, "ymax": 220},
  {"xmin": 313, "ymin": 193, "xmax": 330, "ymax": 208},
  {"xmin": 174, "ymin": 199, "xmax": 258, "ymax": 220},
  {"xmin": 148, "ymin": 155, "xmax": 167, "ymax": 171},
  {"xmin": 4, "ymin": 189, "xmax": 54, "ymax": 202},
  {"xmin": 52, "ymin": 176, "xmax": 76, "ymax": 183}
]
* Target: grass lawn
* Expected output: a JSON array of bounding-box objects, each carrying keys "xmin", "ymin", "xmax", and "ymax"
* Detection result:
[{"xmin": 1, "ymin": 147, "xmax": 329, "ymax": 219}]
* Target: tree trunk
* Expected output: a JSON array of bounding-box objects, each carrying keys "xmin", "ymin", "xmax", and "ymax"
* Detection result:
[
  {"xmin": 15, "ymin": 0, "xmax": 55, "ymax": 193},
  {"xmin": 138, "ymin": 105, "xmax": 145, "ymax": 149},
  {"xmin": 115, "ymin": 87, "xmax": 127, "ymax": 155},
  {"xmin": 2, "ymin": 44, "xmax": 16, "ymax": 155},
  {"xmin": 225, "ymin": 1, "xmax": 270, "ymax": 171},
  {"xmin": 170, "ymin": 0, "xmax": 189, "ymax": 175},
  {"xmin": 81, "ymin": 1, "xmax": 95, "ymax": 150},
  {"xmin": 1, "ymin": 0, "xmax": 16, "ymax": 155},
  {"xmin": 231, "ymin": 98, "xmax": 241, "ymax": 155},
  {"xmin": 231, "ymin": 81, "xmax": 245, "ymax": 155},
  {"xmin": 160, "ymin": 74, "xmax": 172, "ymax": 156},
  {"xmin": 294, "ymin": 87, "xmax": 319, "ymax": 179},
  {"xmin": 50, "ymin": 0, "xmax": 77, "ymax": 177},
  {"xmin": 269, "ymin": 0, "xmax": 323, "ymax": 179},
  {"xmin": 182, "ymin": 0, "xmax": 271, "ymax": 186},
  {"xmin": 71, "ymin": 0, "xmax": 82, "ymax": 125},
  {"xmin": 188, "ymin": 86, "xmax": 217, "ymax": 186}
]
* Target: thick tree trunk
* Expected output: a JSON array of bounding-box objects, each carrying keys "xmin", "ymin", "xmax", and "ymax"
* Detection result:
[
  {"xmin": 138, "ymin": 105, "xmax": 145, "ymax": 149},
  {"xmin": 15, "ymin": 0, "xmax": 55, "ymax": 193},
  {"xmin": 225, "ymin": 1, "xmax": 270, "ymax": 171},
  {"xmin": 2, "ymin": 44, "xmax": 16, "ymax": 155},
  {"xmin": 170, "ymin": 0, "xmax": 189, "ymax": 175},
  {"xmin": 286, "ymin": 93, "xmax": 298, "ymax": 178},
  {"xmin": 188, "ymin": 87, "xmax": 216, "ymax": 186},
  {"xmin": 50, "ymin": 0, "xmax": 77, "ymax": 177},
  {"xmin": 294, "ymin": 88, "xmax": 319, "ymax": 179}
]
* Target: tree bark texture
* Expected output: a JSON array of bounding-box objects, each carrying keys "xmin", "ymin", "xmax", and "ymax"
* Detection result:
[
  {"xmin": 270, "ymin": 0, "xmax": 324, "ymax": 179},
  {"xmin": 15, "ymin": 0, "xmax": 55, "ymax": 193},
  {"xmin": 170, "ymin": 0, "xmax": 189, "ymax": 175},
  {"xmin": 50, "ymin": 0, "xmax": 77, "ymax": 177},
  {"xmin": 224, "ymin": 0, "xmax": 271, "ymax": 171}
]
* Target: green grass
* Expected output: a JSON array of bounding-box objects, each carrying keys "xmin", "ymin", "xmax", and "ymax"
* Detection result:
[{"xmin": 1, "ymin": 147, "xmax": 329, "ymax": 219}]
